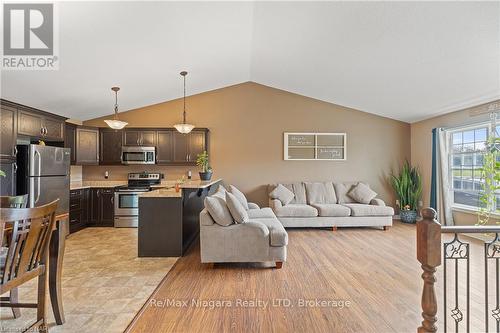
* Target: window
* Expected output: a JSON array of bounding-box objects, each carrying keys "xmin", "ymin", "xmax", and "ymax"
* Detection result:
[{"xmin": 449, "ymin": 123, "xmax": 499, "ymax": 212}]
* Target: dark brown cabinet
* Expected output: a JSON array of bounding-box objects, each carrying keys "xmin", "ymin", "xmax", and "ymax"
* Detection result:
[
  {"xmin": 189, "ymin": 130, "xmax": 206, "ymax": 162},
  {"xmin": 123, "ymin": 130, "xmax": 156, "ymax": 146},
  {"xmin": 64, "ymin": 123, "xmax": 77, "ymax": 165},
  {"xmin": 156, "ymin": 130, "xmax": 174, "ymax": 163},
  {"xmin": 90, "ymin": 188, "xmax": 114, "ymax": 226},
  {"xmin": 17, "ymin": 109, "xmax": 65, "ymax": 141},
  {"xmin": 76, "ymin": 127, "xmax": 99, "ymax": 165},
  {"xmin": 99, "ymin": 129, "xmax": 123, "ymax": 165},
  {"xmin": 0, "ymin": 105, "xmax": 17, "ymax": 160},
  {"xmin": 172, "ymin": 129, "xmax": 208, "ymax": 164},
  {"xmin": 0, "ymin": 160, "xmax": 16, "ymax": 196},
  {"xmin": 69, "ymin": 188, "xmax": 89, "ymax": 234}
]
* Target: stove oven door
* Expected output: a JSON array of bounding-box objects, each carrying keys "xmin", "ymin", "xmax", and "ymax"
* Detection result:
[{"xmin": 114, "ymin": 191, "xmax": 140, "ymax": 216}]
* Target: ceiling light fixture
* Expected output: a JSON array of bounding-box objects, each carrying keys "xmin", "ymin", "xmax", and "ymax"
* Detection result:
[
  {"xmin": 173, "ymin": 71, "xmax": 195, "ymax": 134},
  {"xmin": 104, "ymin": 87, "xmax": 128, "ymax": 130}
]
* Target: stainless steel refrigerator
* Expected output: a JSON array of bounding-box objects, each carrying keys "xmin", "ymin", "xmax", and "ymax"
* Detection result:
[{"xmin": 16, "ymin": 145, "xmax": 70, "ymax": 215}]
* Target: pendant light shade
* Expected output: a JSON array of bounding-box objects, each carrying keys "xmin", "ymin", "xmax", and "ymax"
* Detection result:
[
  {"xmin": 174, "ymin": 71, "xmax": 195, "ymax": 134},
  {"xmin": 104, "ymin": 87, "xmax": 128, "ymax": 130}
]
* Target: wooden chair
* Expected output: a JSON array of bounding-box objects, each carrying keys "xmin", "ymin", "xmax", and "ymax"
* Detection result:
[
  {"xmin": 0, "ymin": 200, "xmax": 58, "ymax": 333},
  {"xmin": 0, "ymin": 194, "xmax": 28, "ymax": 318}
]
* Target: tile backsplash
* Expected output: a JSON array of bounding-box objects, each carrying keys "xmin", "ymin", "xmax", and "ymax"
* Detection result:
[
  {"xmin": 82, "ymin": 165, "xmax": 203, "ymax": 181},
  {"xmin": 70, "ymin": 165, "xmax": 83, "ymax": 182}
]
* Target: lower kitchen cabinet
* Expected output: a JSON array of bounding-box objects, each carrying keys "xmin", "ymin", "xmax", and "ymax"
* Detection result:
[
  {"xmin": 90, "ymin": 188, "xmax": 115, "ymax": 227},
  {"xmin": 69, "ymin": 188, "xmax": 89, "ymax": 234}
]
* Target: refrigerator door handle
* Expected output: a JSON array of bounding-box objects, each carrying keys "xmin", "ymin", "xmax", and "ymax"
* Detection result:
[
  {"xmin": 35, "ymin": 176, "xmax": 41, "ymax": 204},
  {"xmin": 33, "ymin": 149, "xmax": 42, "ymax": 176}
]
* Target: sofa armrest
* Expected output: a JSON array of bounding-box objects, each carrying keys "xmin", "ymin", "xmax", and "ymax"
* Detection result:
[
  {"xmin": 200, "ymin": 209, "xmax": 215, "ymax": 226},
  {"xmin": 248, "ymin": 202, "xmax": 260, "ymax": 210},
  {"xmin": 269, "ymin": 199, "xmax": 283, "ymax": 211},
  {"xmin": 370, "ymin": 198, "xmax": 386, "ymax": 206}
]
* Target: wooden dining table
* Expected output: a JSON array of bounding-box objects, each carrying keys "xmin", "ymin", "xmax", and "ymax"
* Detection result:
[{"xmin": 2, "ymin": 212, "xmax": 68, "ymax": 325}]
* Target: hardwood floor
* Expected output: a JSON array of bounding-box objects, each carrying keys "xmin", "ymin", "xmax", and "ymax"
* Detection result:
[{"xmin": 126, "ymin": 222, "xmax": 493, "ymax": 333}]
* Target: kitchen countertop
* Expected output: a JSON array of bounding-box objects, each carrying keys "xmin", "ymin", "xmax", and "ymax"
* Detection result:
[
  {"xmin": 70, "ymin": 179, "xmax": 221, "ymax": 191},
  {"xmin": 70, "ymin": 181, "xmax": 127, "ymax": 190},
  {"xmin": 138, "ymin": 189, "xmax": 182, "ymax": 198},
  {"xmin": 179, "ymin": 179, "xmax": 222, "ymax": 189}
]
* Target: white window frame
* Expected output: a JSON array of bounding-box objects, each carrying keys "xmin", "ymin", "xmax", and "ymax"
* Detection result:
[
  {"xmin": 448, "ymin": 121, "xmax": 498, "ymax": 213},
  {"xmin": 283, "ymin": 132, "xmax": 347, "ymax": 161}
]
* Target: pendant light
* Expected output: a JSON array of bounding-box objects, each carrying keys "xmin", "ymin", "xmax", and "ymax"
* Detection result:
[
  {"xmin": 104, "ymin": 87, "xmax": 128, "ymax": 130},
  {"xmin": 174, "ymin": 71, "xmax": 195, "ymax": 134}
]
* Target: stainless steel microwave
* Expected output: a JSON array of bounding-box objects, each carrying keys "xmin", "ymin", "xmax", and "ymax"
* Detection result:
[{"xmin": 121, "ymin": 146, "xmax": 156, "ymax": 164}]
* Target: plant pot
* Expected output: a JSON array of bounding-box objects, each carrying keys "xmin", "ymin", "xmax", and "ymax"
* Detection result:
[
  {"xmin": 400, "ymin": 210, "xmax": 418, "ymax": 224},
  {"xmin": 199, "ymin": 171, "xmax": 213, "ymax": 181}
]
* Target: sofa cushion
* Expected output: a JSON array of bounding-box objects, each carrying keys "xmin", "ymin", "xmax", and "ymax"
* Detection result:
[
  {"xmin": 270, "ymin": 182, "xmax": 307, "ymax": 204},
  {"xmin": 226, "ymin": 192, "xmax": 249, "ymax": 224},
  {"xmin": 250, "ymin": 218, "xmax": 288, "ymax": 247},
  {"xmin": 212, "ymin": 185, "xmax": 227, "ymax": 200},
  {"xmin": 248, "ymin": 207, "xmax": 276, "ymax": 219},
  {"xmin": 274, "ymin": 204, "xmax": 318, "ymax": 217},
  {"xmin": 309, "ymin": 204, "xmax": 351, "ymax": 217},
  {"xmin": 334, "ymin": 182, "xmax": 368, "ymax": 203},
  {"xmin": 305, "ymin": 182, "xmax": 337, "ymax": 204},
  {"xmin": 348, "ymin": 183, "xmax": 377, "ymax": 204},
  {"xmin": 228, "ymin": 185, "xmax": 249, "ymax": 210},
  {"xmin": 342, "ymin": 203, "xmax": 394, "ymax": 217},
  {"xmin": 204, "ymin": 196, "xmax": 234, "ymax": 226},
  {"xmin": 269, "ymin": 184, "xmax": 295, "ymax": 205}
]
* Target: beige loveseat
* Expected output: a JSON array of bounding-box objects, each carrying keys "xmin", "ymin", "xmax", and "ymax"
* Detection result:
[
  {"xmin": 200, "ymin": 186, "xmax": 287, "ymax": 268},
  {"xmin": 268, "ymin": 182, "xmax": 394, "ymax": 229}
]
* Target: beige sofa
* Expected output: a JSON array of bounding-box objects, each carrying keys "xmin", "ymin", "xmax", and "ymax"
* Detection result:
[
  {"xmin": 200, "ymin": 191, "xmax": 287, "ymax": 268},
  {"xmin": 268, "ymin": 182, "xmax": 394, "ymax": 229}
]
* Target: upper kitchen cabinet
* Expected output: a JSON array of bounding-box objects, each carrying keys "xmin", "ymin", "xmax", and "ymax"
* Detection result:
[
  {"xmin": 172, "ymin": 129, "xmax": 208, "ymax": 164},
  {"xmin": 100, "ymin": 128, "xmax": 123, "ymax": 165},
  {"xmin": 0, "ymin": 104, "xmax": 17, "ymax": 160},
  {"xmin": 17, "ymin": 107, "xmax": 65, "ymax": 141},
  {"xmin": 156, "ymin": 130, "xmax": 174, "ymax": 164},
  {"xmin": 65, "ymin": 123, "xmax": 77, "ymax": 164},
  {"xmin": 123, "ymin": 129, "xmax": 156, "ymax": 146},
  {"xmin": 76, "ymin": 127, "xmax": 99, "ymax": 165}
]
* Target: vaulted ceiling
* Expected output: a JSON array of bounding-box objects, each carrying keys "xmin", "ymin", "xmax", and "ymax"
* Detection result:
[{"xmin": 1, "ymin": 1, "xmax": 499, "ymax": 123}]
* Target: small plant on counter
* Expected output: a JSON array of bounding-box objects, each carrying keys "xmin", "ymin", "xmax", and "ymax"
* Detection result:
[{"xmin": 196, "ymin": 151, "xmax": 213, "ymax": 181}]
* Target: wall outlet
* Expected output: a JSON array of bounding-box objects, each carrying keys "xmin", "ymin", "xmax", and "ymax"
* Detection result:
[{"xmin": 104, "ymin": 171, "xmax": 109, "ymax": 179}]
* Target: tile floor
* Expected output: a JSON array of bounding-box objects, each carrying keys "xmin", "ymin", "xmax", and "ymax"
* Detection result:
[{"xmin": 0, "ymin": 227, "xmax": 178, "ymax": 333}]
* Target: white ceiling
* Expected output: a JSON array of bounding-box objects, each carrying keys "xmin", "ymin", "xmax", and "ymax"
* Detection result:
[{"xmin": 1, "ymin": 1, "xmax": 499, "ymax": 123}]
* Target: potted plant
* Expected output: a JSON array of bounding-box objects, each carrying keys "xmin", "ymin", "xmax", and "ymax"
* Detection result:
[
  {"xmin": 477, "ymin": 136, "xmax": 500, "ymax": 226},
  {"xmin": 390, "ymin": 160, "xmax": 422, "ymax": 223},
  {"xmin": 196, "ymin": 151, "xmax": 212, "ymax": 181}
]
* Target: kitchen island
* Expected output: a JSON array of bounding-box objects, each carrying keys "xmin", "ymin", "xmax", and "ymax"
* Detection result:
[{"xmin": 137, "ymin": 179, "xmax": 221, "ymax": 257}]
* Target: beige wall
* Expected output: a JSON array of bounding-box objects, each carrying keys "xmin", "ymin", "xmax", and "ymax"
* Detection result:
[
  {"xmin": 84, "ymin": 82, "xmax": 410, "ymax": 206},
  {"xmin": 410, "ymin": 99, "xmax": 500, "ymax": 225}
]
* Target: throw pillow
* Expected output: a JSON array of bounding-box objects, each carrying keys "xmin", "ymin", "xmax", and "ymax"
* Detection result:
[
  {"xmin": 228, "ymin": 185, "xmax": 249, "ymax": 210},
  {"xmin": 212, "ymin": 185, "xmax": 227, "ymax": 200},
  {"xmin": 348, "ymin": 183, "xmax": 377, "ymax": 204},
  {"xmin": 269, "ymin": 184, "xmax": 295, "ymax": 205},
  {"xmin": 204, "ymin": 196, "xmax": 234, "ymax": 226},
  {"xmin": 226, "ymin": 192, "xmax": 249, "ymax": 224}
]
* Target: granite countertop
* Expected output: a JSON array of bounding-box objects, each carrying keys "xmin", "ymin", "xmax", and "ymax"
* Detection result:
[
  {"xmin": 70, "ymin": 179, "xmax": 221, "ymax": 191},
  {"xmin": 70, "ymin": 181, "xmax": 127, "ymax": 190},
  {"xmin": 179, "ymin": 179, "xmax": 222, "ymax": 189},
  {"xmin": 138, "ymin": 189, "xmax": 182, "ymax": 198}
]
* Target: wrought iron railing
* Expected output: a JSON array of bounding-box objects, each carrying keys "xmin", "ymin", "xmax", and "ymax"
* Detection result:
[{"xmin": 417, "ymin": 208, "xmax": 500, "ymax": 333}]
